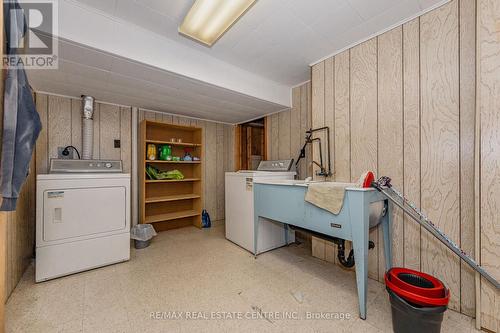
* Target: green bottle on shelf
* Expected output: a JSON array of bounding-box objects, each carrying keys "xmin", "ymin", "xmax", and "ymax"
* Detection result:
[
  {"xmin": 159, "ymin": 145, "xmax": 172, "ymax": 161},
  {"xmin": 166, "ymin": 145, "xmax": 172, "ymax": 160}
]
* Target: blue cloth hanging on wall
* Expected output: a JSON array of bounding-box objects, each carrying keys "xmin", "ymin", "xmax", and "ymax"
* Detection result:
[{"xmin": 0, "ymin": 0, "xmax": 42, "ymax": 211}]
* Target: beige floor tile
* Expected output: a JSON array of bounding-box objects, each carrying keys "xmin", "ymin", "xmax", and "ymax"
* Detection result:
[
  {"xmin": 361, "ymin": 289, "xmax": 393, "ymax": 332},
  {"xmin": 441, "ymin": 308, "xmax": 476, "ymax": 333},
  {"xmin": 83, "ymin": 303, "xmax": 131, "ymax": 333},
  {"xmin": 57, "ymin": 319, "xmax": 84, "ymax": 333},
  {"xmin": 6, "ymin": 224, "xmax": 478, "ymax": 333},
  {"xmin": 84, "ymin": 273, "xmax": 126, "ymax": 315},
  {"xmin": 130, "ymin": 319, "xmax": 181, "ymax": 333},
  {"xmin": 346, "ymin": 319, "xmax": 385, "ymax": 333}
]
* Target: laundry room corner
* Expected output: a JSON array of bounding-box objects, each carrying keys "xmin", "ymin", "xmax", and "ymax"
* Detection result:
[
  {"xmin": 0, "ymin": 0, "xmax": 498, "ymax": 332},
  {"xmin": 33, "ymin": 93, "xmax": 239, "ymax": 229}
]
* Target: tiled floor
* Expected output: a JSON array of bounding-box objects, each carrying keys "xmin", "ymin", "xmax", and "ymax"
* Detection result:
[{"xmin": 7, "ymin": 225, "xmax": 479, "ymax": 332}]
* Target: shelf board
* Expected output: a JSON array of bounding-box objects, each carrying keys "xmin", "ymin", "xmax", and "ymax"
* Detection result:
[
  {"xmin": 145, "ymin": 194, "xmax": 200, "ymax": 204},
  {"xmin": 146, "ymin": 140, "xmax": 201, "ymax": 147},
  {"xmin": 145, "ymin": 121, "xmax": 201, "ymax": 132},
  {"xmin": 145, "ymin": 210, "xmax": 200, "ymax": 223},
  {"xmin": 145, "ymin": 178, "xmax": 201, "ymax": 183},
  {"xmin": 146, "ymin": 160, "xmax": 201, "ymax": 164}
]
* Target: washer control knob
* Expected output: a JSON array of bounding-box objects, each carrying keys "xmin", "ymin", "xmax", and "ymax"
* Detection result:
[{"xmin": 105, "ymin": 162, "xmax": 112, "ymax": 168}]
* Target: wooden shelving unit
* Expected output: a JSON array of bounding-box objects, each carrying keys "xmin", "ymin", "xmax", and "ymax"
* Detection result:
[
  {"xmin": 145, "ymin": 210, "xmax": 200, "ymax": 224},
  {"xmin": 145, "ymin": 194, "xmax": 201, "ymax": 204},
  {"xmin": 145, "ymin": 178, "xmax": 201, "ymax": 183},
  {"xmin": 139, "ymin": 120, "xmax": 203, "ymax": 231},
  {"xmin": 146, "ymin": 139, "xmax": 202, "ymax": 148},
  {"xmin": 146, "ymin": 160, "xmax": 201, "ymax": 164}
]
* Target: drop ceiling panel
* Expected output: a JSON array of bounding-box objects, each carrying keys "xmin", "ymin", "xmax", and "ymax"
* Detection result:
[
  {"xmin": 32, "ymin": 0, "xmax": 450, "ymax": 122},
  {"xmin": 418, "ymin": 0, "xmax": 446, "ymax": 8},
  {"xmin": 209, "ymin": 0, "xmax": 284, "ymax": 51},
  {"xmin": 347, "ymin": 0, "xmax": 403, "ymax": 20},
  {"xmin": 68, "ymin": 0, "xmax": 447, "ymax": 86},
  {"xmin": 309, "ymin": 4, "xmax": 364, "ymax": 44},
  {"xmin": 139, "ymin": 0, "xmax": 194, "ymax": 20},
  {"xmin": 108, "ymin": 58, "xmax": 168, "ymax": 85},
  {"xmin": 59, "ymin": 40, "xmax": 114, "ymax": 71},
  {"xmin": 31, "ymin": 78, "xmax": 83, "ymax": 97},
  {"xmin": 73, "ymin": 0, "xmax": 117, "ymax": 13},
  {"xmin": 114, "ymin": 0, "xmax": 172, "ymax": 36},
  {"xmin": 28, "ymin": 38, "xmax": 284, "ymax": 124},
  {"xmin": 59, "ymin": 1, "xmax": 118, "ymax": 48},
  {"xmin": 287, "ymin": 0, "xmax": 350, "ymax": 25},
  {"xmin": 59, "ymin": 59, "xmax": 110, "ymax": 83},
  {"xmin": 104, "ymin": 65, "xmax": 276, "ymax": 116}
]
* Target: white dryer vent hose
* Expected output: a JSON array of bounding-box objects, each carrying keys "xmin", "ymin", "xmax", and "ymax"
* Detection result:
[{"xmin": 81, "ymin": 96, "xmax": 95, "ymax": 160}]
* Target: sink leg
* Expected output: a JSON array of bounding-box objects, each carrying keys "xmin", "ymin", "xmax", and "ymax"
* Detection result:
[
  {"xmin": 284, "ymin": 224, "xmax": 289, "ymax": 245},
  {"xmin": 350, "ymin": 192, "xmax": 370, "ymax": 320},
  {"xmin": 381, "ymin": 199, "xmax": 393, "ymax": 272},
  {"xmin": 254, "ymin": 215, "xmax": 259, "ymax": 258}
]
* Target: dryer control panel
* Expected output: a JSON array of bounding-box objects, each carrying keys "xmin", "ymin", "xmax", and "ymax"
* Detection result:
[{"xmin": 49, "ymin": 159, "xmax": 123, "ymax": 173}]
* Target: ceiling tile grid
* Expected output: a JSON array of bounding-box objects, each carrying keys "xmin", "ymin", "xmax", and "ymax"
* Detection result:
[
  {"xmin": 66, "ymin": 0, "xmax": 447, "ymax": 86},
  {"xmin": 29, "ymin": 0, "xmax": 449, "ymax": 123},
  {"xmin": 29, "ymin": 38, "xmax": 285, "ymax": 124}
]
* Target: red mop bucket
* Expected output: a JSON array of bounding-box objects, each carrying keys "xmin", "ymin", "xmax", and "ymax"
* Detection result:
[
  {"xmin": 387, "ymin": 267, "xmax": 446, "ymax": 299},
  {"xmin": 385, "ymin": 268, "xmax": 449, "ymax": 333},
  {"xmin": 385, "ymin": 268, "xmax": 450, "ymax": 307}
]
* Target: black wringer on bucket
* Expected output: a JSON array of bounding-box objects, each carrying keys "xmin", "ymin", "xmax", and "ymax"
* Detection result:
[{"xmin": 385, "ymin": 267, "xmax": 450, "ymax": 333}]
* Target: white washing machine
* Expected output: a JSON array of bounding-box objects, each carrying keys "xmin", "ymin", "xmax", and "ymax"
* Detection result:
[
  {"xmin": 36, "ymin": 159, "xmax": 130, "ymax": 282},
  {"xmin": 225, "ymin": 160, "xmax": 296, "ymax": 254}
]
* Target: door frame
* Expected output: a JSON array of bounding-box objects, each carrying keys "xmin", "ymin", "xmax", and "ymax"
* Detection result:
[{"xmin": 234, "ymin": 118, "xmax": 267, "ymax": 171}]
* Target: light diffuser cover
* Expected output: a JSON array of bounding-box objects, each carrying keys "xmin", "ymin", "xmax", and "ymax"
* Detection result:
[{"xmin": 179, "ymin": 0, "xmax": 257, "ymax": 47}]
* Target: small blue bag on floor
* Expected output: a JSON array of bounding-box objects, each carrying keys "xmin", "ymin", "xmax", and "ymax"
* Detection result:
[{"xmin": 201, "ymin": 209, "xmax": 211, "ymax": 228}]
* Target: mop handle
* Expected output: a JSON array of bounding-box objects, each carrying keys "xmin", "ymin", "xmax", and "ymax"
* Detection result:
[{"xmin": 372, "ymin": 176, "xmax": 500, "ymax": 290}]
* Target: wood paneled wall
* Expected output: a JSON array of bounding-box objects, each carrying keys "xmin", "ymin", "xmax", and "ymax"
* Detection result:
[
  {"xmin": 0, "ymin": 1, "xmax": 31, "ymax": 320},
  {"xmin": 310, "ymin": 0, "xmax": 479, "ymax": 318},
  {"xmin": 478, "ymin": 0, "xmax": 500, "ymax": 330},
  {"xmin": 35, "ymin": 93, "xmax": 133, "ymax": 174},
  {"xmin": 2, "ymin": 161, "xmax": 35, "ymax": 303},
  {"xmin": 0, "ymin": 4, "xmax": 5, "ymax": 328},
  {"xmin": 34, "ymin": 93, "xmax": 236, "ymax": 223},
  {"xmin": 0, "ymin": 69, "xmax": 36, "ymax": 307},
  {"xmin": 266, "ymin": 82, "xmax": 312, "ymax": 180},
  {"xmin": 0, "ymin": 46, "xmax": 37, "ymax": 312},
  {"xmin": 139, "ymin": 110, "xmax": 236, "ymax": 222}
]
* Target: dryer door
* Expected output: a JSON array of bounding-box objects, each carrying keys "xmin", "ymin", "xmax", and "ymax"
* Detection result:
[{"xmin": 43, "ymin": 186, "xmax": 126, "ymax": 242}]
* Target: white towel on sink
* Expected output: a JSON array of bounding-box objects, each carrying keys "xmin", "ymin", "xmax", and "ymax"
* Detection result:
[{"xmin": 304, "ymin": 172, "xmax": 369, "ymax": 214}]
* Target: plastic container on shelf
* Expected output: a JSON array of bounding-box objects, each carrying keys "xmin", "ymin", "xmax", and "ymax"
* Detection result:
[
  {"xmin": 147, "ymin": 144, "xmax": 157, "ymax": 160},
  {"xmin": 159, "ymin": 145, "xmax": 172, "ymax": 161}
]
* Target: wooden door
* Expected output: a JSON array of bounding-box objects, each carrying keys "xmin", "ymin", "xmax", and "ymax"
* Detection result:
[{"xmin": 237, "ymin": 120, "xmax": 266, "ymax": 170}]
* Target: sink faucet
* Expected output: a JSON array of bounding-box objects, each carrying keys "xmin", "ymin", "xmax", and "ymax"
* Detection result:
[{"xmin": 295, "ymin": 127, "xmax": 332, "ymax": 177}]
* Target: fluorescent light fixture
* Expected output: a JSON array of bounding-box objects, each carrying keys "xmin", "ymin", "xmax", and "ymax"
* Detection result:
[{"xmin": 179, "ymin": 0, "xmax": 256, "ymax": 47}]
